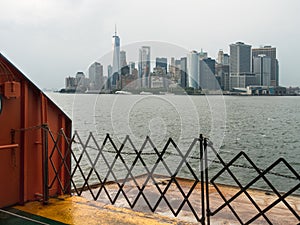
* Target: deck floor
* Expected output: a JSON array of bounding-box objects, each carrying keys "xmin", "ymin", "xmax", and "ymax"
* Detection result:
[{"xmin": 10, "ymin": 176, "xmax": 300, "ymax": 225}]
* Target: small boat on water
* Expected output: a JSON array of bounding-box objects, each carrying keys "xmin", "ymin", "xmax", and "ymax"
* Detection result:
[
  {"xmin": 140, "ymin": 91, "xmax": 153, "ymax": 95},
  {"xmin": 115, "ymin": 90, "xmax": 132, "ymax": 95},
  {"xmin": 159, "ymin": 91, "xmax": 175, "ymax": 95}
]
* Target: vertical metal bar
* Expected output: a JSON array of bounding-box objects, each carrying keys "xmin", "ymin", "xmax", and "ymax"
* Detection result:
[
  {"xmin": 199, "ymin": 134, "xmax": 205, "ymax": 224},
  {"xmin": 204, "ymin": 138, "xmax": 210, "ymax": 225},
  {"xmin": 42, "ymin": 124, "xmax": 49, "ymax": 204},
  {"xmin": 20, "ymin": 81, "xmax": 28, "ymax": 205}
]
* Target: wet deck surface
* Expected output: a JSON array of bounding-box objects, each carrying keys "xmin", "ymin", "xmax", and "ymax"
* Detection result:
[{"xmin": 12, "ymin": 175, "xmax": 300, "ymax": 225}]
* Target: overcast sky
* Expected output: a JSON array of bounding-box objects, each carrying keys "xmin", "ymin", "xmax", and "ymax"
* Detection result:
[{"xmin": 1, "ymin": 0, "xmax": 300, "ymax": 89}]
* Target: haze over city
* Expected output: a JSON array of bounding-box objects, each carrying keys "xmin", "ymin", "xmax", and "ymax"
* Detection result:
[{"xmin": 1, "ymin": 0, "xmax": 300, "ymax": 89}]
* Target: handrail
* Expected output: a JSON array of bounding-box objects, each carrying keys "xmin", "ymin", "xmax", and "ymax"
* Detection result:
[{"xmin": 0, "ymin": 144, "xmax": 19, "ymax": 150}]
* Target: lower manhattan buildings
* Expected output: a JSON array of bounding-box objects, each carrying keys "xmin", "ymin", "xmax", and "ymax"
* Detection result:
[{"xmin": 62, "ymin": 30, "xmax": 286, "ymax": 95}]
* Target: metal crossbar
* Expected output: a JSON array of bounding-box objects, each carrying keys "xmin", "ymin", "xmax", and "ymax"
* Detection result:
[
  {"xmin": 74, "ymin": 132, "xmax": 204, "ymax": 222},
  {"xmin": 208, "ymin": 143, "xmax": 300, "ymax": 224},
  {"xmin": 45, "ymin": 129, "xmax": 300, "ymax": 224}
]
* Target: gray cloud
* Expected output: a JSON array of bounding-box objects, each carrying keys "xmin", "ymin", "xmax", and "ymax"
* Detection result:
[{"xmin": 0, "ymin": 0, "xmax": 299, "ymax": 88}]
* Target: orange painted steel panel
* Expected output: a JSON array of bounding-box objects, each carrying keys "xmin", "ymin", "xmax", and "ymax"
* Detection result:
[
  {"xmin": 0, "ymin": 53, "xmax": 72, "ymax": 208},
  {"xmin": 0, "ymin": 92, "xmax": 21, "ymax": 207}
]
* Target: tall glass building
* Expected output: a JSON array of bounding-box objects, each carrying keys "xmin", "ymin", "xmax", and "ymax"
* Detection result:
[
  {"xmin": 112, "ymin": 28, "xmax": 120, "ymax": 88},
  {"xmin": 252, "ymin": 46, "xmax": 278, "ymax": 86},
  {"xmin": 138, "ymin": 46, "xmax": 151, "ymax": 88},
  {"xmin": 187, "ymin": 50, "xmax": 199, "ymax": 89},
  {"xmin": 229, "ymin": 42, "xmax": 252, "ymax": 75}
]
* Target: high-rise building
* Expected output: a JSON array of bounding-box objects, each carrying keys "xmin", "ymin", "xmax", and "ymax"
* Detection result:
[
  {"xmin": 229, "ymin": 42, "xmax": 256, "ymax": 89},
  {"xmin": 252, "ymin": 46, "xmax": 278, "ymax": 86},
  {"xmin": 138, "ymin": 46, "xmax": 151, "ymax": 88},
  {"xmin": 107, "ymin": 65, "xmax": 113, "ymax": 90},
  {"xmin": 156, "ymin": 57, "xmax": 168, "ymax": 74},
  {"xmin": 120, "ymin": 50, "xmax": 127, "ymax": 68},
  {"xmin": 217, "ymin": 50, "xmax": 224, "ymax": 64},
  {"xmin": 112, "ymin": 27, "xmax": 120, "ymax": 89},
  {"xmin": 253, "ymin": 54, "xmax": 271, "ymax": 86},
  {"xmin": 216, "ymin": 64, "xmax": 230, "ymax": 91},
  {"xmin": 65, "ymin": 76, "xmax": 76, "ymax": 90},
  {"xmin": 180, "ymin": 57, "xmax": 187, "ymax": 88},
  {"xmin": 199, "ymin": 58, "xmax": 218, "ymax": 90},
  {"xmin": 169, "ymin": 57, "xmax": 175, "ymax": 75},
  {"xmin": 223, "ymin": 54, "xmax": 230, "ymax": 65},
  {"xmin": 128, "ymin": 61, "xmax": 135, "ymax": 74},
  {"xmin": 217, "ymin": 50, "xmax": 230, "ymax": 65},
  {"xmin": 230, "ymin": 42, "xmax": 252, "ymax": 75},
  {"xmin": 88, "ymin": 62, "xmax": 103, "ymax": 90},
  {"xmin": 187, "ymin": 50, "xmax": 199, "ymax": 89},
  {"xmin": 75, "ymin": 72, "xmax": 88, "ymax": 91}
]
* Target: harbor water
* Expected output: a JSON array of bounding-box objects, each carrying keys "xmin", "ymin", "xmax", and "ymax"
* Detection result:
[{"xmin": 47, "ymin": 92, "xmax": 300, "ymax": 193}]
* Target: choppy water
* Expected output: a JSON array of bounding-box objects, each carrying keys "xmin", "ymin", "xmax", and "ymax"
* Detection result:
[{"xmin": 47, "ymin": 92, "xmax": 300, "ymax": 193}]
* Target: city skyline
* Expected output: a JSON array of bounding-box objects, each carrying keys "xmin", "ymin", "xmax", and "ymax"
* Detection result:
[
  {"xmin": 64, "ymin": 30, "xmax": 285, "ymax": 94},
  {"xmin": 1, "ymin": 0, "xmax": 300, "ymax": 88}
]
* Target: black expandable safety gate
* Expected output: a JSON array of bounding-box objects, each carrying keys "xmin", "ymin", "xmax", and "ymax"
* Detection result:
[{"xmin": 45, "ymin": 129, "xmax": 300, "ymax": 224}]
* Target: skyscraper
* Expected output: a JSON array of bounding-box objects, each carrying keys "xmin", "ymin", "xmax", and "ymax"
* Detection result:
[
  {"xmin": 217, "ymin": 49, "xmax": 224, "ymax": 64},
  {"xmin": 252, "ymin": 46, "xmax": 278, "ymax": 86},
  {"xmin": 253, "ymin": 54, "xmax": 271, "ymax": 86},
  {"xmin": 155, "ymin": 57, "xmax": 168, "ymax": 74},
  {"xmin": 217, "ymin": 49, "xmax": 230, "ymax": 65},
  {"xmin": 138, "ymin": 46, "xmax": 151, "ymax": 88},
  {"xmin": 112, "ymin": 27, "xmax": 120, "ymax": 89},
  {"xmin": 187, "ymin": 50, "xmax": 199, "ymax": 89},
  {"xmin": 180, "ymin": 57, "xmax": 187, "ymax": 88},
  {"xmin": 229, "ymin": 42, "xmax": 256, "ymax": 89},
  {"xmin": 229, "ymin": 42, "xmax": 252, "ymax": 75},
  {"xmin": 88, "ymin": 62, "xmax": 103, "ymax": 90},
  {"xmin": 199, "ymin": 58, "xmax": 218, "ymax": 90},
  {"xmin": 120, "ymin": 50, "xmax": 127, "ymax": 68}
]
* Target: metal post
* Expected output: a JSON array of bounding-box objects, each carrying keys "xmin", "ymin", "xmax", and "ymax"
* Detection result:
[
  {"xmin": 204, "ymin": 138, "xmax": 210, "ymax": 225},
  {"xmin": 199, "ymin": 134, "xmax": 205, "ymax": 224},
  {"xmin": 42, "ymin": 124, "xmax": 49, "ymax": 204}
]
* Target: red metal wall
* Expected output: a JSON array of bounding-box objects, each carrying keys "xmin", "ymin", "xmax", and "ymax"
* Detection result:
[{"xmin": 0, "ymin": 54, "xmax": 72, "ymax": 208}]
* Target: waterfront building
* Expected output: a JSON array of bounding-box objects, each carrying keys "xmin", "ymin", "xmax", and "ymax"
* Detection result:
[
  {"xmin": 112, "ymin": 28, "xmax": 120, "ymax": 89},
  {"xmin": 187, "ymin": 50, "xmax": 199, "ymax": 89},
  {"xmin": 88, "ymin": 62, "xmax": 103, "ymax": 90},
  {"xmin": 180, "ymin": 57, "xmax": 187, "ymax": 88},
  {"xmin": 230, "ymin": 42, "xmax": 252, "ymax": 76},
  {"xmin": 65, "ymin": 76, "xmax": 76, "ymax": 90},
  {"xmin": 229, "ymin": 42, "xmax": 253, "ymax": 89},
  {"xmin": 216, "ymin": 50, "xmax": 230, "ymax": 91},
  {"xmin": 216, "ymin": 63, "xmax": 230, "ymax": 91},
  {"xmin": 230, "ymin": 73, "xmax": 257, "ymax": 89},
  {"xmin": 151, "ymin": 75, "xmax": 165, "ymax": 88},
  {"xmin": 75, "ymin": 72, "xmax": 89, "ymax": 92},
  {"xmin": 199, "ymin": 58, "xmax": 218, "ymax": 90},
  {"xmin": 252, "ymin": 46, "xmax": 278, "ymax": 86},
  {"xmin": 138, "ymin": 46, "xmax": 151, "ymax": 88},
  {"xmin": 253, "ymin": 54, "xmax": 271, "ymax": 86}
]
